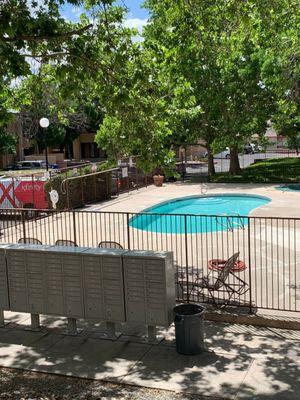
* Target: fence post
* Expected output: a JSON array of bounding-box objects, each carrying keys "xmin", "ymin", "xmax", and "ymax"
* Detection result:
[
  {"xmin": 126, "ymin": 213, "xmax": 131, "ymax": 249},
  {"xmin": 184, "ymin": 215, "xmax": 189, "ymax": 303},
  {"xmin": 72, "ymin": 211, "xmax": 77, "ymax": 244},
  {"xmin": 31, "ymin": 174, "xmax": 34, "ymax": 208},
  {"xmin": 247, "ymin": 217, "xmax": 253, "ymax": 314},
  {"xmin": 181, "ymin": 153, "xmax": 185, "ymax": 182},
  {"xmin": 93, "ymin": 174, "xmax": 97, "ymax": 200},
  {"xmin": 21, "ymin": 210, "xmax": 26, "ymax": 242},
  {"xmin": 12, "ymin": 176, "xmax": 16, "ymax": 207},
  {"xmin": 116, "ymin": 171, "xmax": 119, "ymax": 196},
  {"xmin": 66, "ymin": 182, "xmax": 70, "ymax": 210},
  {"xmin": 81, "ymin": 177, "xmax": 84, "ymax": 205}
]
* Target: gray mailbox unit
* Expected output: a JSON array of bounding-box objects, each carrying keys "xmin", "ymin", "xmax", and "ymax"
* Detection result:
[
  {"xmin": 123, "ymin": 250, "xmax": 175, "ymax": 340},
  {"xmin": 5, "ymin": 245, "xmax": 127, "ymax": 335},
  {"xmin": 83, "ymin": 247, "xmax": 127, "ymax": 337},
  {"xmin": 44, "ymin": 245, "xmax": 91, "ymax": 334},
  {"xmin": 6, "ymin": 244, "xmax": 90, "ymax": 332},
  {"xmin": 83, "ymin": 248, "xmax": 126, "ymax": 322},
  {"xmin": 44, "ymin": 245, "xmax": 91, "ymax": 320},
  {"xmin": 0, "ymin": 244, "xmax": 11, "ymax": 326},
  {"xmin": 6, "ymin": 244, "xmax": 52, "ymax": 312}
]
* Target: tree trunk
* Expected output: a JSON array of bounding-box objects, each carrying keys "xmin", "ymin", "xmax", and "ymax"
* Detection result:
[
  {"xmin": 207, "ymin": 146, "xmax": 215, "ymax": 175},
  {"xmin": 229, "ymin": 147, "xmax": 243, "ymax": 175}
]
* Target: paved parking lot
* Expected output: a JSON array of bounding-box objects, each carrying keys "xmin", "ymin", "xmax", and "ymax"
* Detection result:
[{"xmin": 185, "ymin": 152, "xmax": 299, "ymax": 175}]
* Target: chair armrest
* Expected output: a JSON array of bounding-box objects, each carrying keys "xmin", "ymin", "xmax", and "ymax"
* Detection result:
[{"xmin": 229, "ymin": 271, "xmax": 248, "ymax": 285}]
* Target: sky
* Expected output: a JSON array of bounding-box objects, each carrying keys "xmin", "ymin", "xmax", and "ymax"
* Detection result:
[{"xmin": 61, "ymin": 0, "xmax": 149, "ymax": 33}]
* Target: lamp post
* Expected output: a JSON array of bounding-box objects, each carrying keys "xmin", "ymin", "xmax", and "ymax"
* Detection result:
[{"xmin": 39, "ymin": 117, "xmax": 49, "ymax": 171}]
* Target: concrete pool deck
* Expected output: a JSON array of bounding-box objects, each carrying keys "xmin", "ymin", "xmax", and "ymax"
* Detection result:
[
  {"xmin": 86, "ymin": 182, "xmax": 300, "ymax": 218},
  {"xmin": 1, "ymin": 182, "xmax": 299, "ymax": 312}
]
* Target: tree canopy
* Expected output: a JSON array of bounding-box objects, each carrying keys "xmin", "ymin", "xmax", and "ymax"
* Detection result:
[
  {"xmin": 143, "ymin": 0, "xmax": 275, "ymax": 174},
  {"xmin": 0, "ymin": 0, "xmax": 117, "ymax": 154},
  {"xmin": 0, "ymin": 0, "xmax": 299, "ymax": 175}
]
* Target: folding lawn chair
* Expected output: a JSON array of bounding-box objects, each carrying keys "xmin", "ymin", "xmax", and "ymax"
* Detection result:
[
  {"xmin": 179, "ymin": 252, "xmax": 249, "ymax": 308},
  {"xmin": 18, "ymin": 237, "xmax": 42, "ymax": 245}
]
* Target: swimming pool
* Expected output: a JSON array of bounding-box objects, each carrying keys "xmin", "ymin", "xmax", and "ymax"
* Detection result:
[
  {"xmin": 129, "ymin": 194, "xmax": 271, "ymax": 234},
  {"xmin": 276, "ymin": 184, "xmax": 300, "ymax": 192}
]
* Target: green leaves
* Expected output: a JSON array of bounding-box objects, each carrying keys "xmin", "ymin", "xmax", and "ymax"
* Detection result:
[
  {"xmin": 143, "ymin": 0, "xmax": 280, "ymax": 174},
  {"xmin": 1, "ymin": 0, "xmax": 299, "ymax": 173}
]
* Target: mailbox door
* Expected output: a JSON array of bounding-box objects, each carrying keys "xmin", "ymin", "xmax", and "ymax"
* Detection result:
[
  {"xmin": 45, "ymin": 253, "xmax": 64, "ymax": 316},
  {"xmin": 62, "ymin": 254, "xmax": 84, "ymax": 318},
  {"xmin": 0, "ymin": 250, "xmax": 9, "ymax": 309},
  {"xmin": 25, "ymin": 252, "xmax": 45, "ymax": 314},
  {"xmin": 7, "ymin": 250, "xmax": 29, "ymax": 312},
  {"xmin": 83, "ymin": 256, "xmax": 104, "ymax": 320},
  {"xmin": 123, "ymin": 258, "xmax": 146, "ymax": 323},
  {"xmin": 102, "ymin": 256, "xmax": 125, "ymax": 321}
]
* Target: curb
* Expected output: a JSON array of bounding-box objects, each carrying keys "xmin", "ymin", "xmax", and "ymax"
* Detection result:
[{"xmin": 204, "ymin": 310, "xmax": 300, "ymax": 330}]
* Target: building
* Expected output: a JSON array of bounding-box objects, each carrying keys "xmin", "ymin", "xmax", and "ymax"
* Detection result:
[
  {"xmin": 72, "ymin": 132, "xmax": 106, "ymax": 161},
  {"xmin": 2, "ymin": 112, "xmax": 106, "ymax": 168}
]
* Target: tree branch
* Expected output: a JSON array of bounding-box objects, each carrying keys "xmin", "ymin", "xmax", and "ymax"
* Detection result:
[
  {"xmin": 1, "ymin": 24, "xmax": 93, "ymax": 43},
  {"xmin": 23, "ymin": 50, "xmax": 122, "ymax": 86},
  {"xmin": 22, "ymin": 52, "xmax": 69, "ymax": 59}
]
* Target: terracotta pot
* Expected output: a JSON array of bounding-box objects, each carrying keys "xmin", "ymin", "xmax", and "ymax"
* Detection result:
[{"xmin": 153, "ymin": 175, "xmax": 164, "ymax": 187}]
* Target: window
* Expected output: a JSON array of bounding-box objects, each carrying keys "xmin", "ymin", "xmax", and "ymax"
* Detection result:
[{"xmin": 81, "ymin": 143, "xmax": 100, "ymax": 159}]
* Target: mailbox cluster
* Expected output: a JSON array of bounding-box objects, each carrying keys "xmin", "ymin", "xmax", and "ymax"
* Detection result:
[{"xmin": 0, "ymin": 244, "xmax": 175, "ymax": 339}]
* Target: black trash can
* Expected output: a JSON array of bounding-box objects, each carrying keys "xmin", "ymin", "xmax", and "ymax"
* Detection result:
[{"xmin": 174, "ymin": 303, "xmax": 205, "ymax": 355}]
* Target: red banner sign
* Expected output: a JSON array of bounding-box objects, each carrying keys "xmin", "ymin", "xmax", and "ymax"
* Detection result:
[{"xmin": 14, "ymin": 181, "xmax": 48, "ymax": 209}]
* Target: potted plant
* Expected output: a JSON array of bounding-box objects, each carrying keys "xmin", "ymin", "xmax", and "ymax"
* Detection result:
[
  {"xmin": 152, "ymin": 158, "xmax": 178, "ymax": 186},
  {"xmin": 153, "ymin": 173, "xmax": 164, "ymax": 187}
]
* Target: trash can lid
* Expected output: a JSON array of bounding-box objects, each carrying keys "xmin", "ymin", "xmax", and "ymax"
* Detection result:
[{"xmin": 174, "ymin": 303, "xmax": 204, "ymax": 316}]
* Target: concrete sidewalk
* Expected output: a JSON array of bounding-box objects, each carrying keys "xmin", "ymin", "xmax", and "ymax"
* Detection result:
[{"xmin": 0, "ymin": 312, "xmax": 299, "ymax": 399}]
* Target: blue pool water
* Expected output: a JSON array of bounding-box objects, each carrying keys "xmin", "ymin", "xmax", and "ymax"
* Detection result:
[
  {"xmin": 129, "ymin": 194, "xmax": 270, "ymax": 234},
  {"xmin": 276, "ymin": 184, "xmax": 300, "ymax": 192}
]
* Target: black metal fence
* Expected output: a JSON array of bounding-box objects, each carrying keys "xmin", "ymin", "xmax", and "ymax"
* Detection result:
[
  {"xmin": 178, "ymin": 150, "xmax": 300, "ymax": 181},
  {"xmin": 50, "ymin": 166, "xmax": 153, "ymax": 210},
  {"xmin": 0, "ymin": 208, "xmax": 299, "ymax": 313},
  {"xmin": 0, "ymin": 164, "xmax": 153, "ymax": 211},
  {"xmin": 2, "ymin": 151, "xmax": 299, "ymax": 210},
  {"xmin": 218, "ymin": 149, "xmax": 299, "ymax": 169}
]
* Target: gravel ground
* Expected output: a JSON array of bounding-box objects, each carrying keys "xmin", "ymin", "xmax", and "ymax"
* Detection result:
[{"xmin": 0, "ymin": 368, "xmax": 222, "ymax": 400}]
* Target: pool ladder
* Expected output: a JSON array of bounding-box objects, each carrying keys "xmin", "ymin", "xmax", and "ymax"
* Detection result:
[{"xmin": 215, "ymin": 213, "xmax": 245, "ymax": 232}]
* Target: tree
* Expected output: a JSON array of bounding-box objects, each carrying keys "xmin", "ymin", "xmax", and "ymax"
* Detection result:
[
  {"xmin": 144, "ymin": 1, "xmax": 225, "ymax": 175},
  {"xmin": 0, "ymin": 130, "xmax": 18, "ymax": 155},
  {"xmin": 0, "ymin": 0, "xmax": 114, "ymax": 154},
  {"xmin": 287, "ymin": 132, "xmax": 300, "ymax": 155},
  {"xmin": 216, "ymin": 48, "xmax": 272, "ymax": 174},
  {"xmin": 15, "ymin": 65, "xmax": 104, "ymax": 156},
  {"xmin": 94, "ymin": 47, "xmax": 178, "ymax": 173},
  {"xmin": 259, "ymin": 0, "xmax": 300, "ymax": 148},
  {"xmin": 144, "ymin": 0, "xmax": 274, "ymax": 175}
]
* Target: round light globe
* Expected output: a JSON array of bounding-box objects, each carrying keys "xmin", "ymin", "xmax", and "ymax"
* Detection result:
[{"xmin": 39, "ymin": 117, "xmax": 49, "ymax": 128}]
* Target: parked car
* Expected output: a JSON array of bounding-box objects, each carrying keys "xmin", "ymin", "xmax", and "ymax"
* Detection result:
[
  {"xmin": 244, "ymin": 143, "xmax": 263, "ymax": 154},
  {"xmin": 211, "ymin": 147, "xmax": 230, "ymax": 159},
  {"xmin": 4, "ymin": 160, "xmax": 47, "ymax": 171},
  {"xmin": 204, "ymin": 148, "xmax": 230, "ymax": 159},
  {"xmin": 244, "ymin": 143, "xmax": 255, "ymax": 154},
  {"xmin": 49, "ymin": 163, "xmax": 59, "ymax": 170},
  {"xmin": 252, "ymin": 143, "xmax": 263, "ymax": 152}
]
